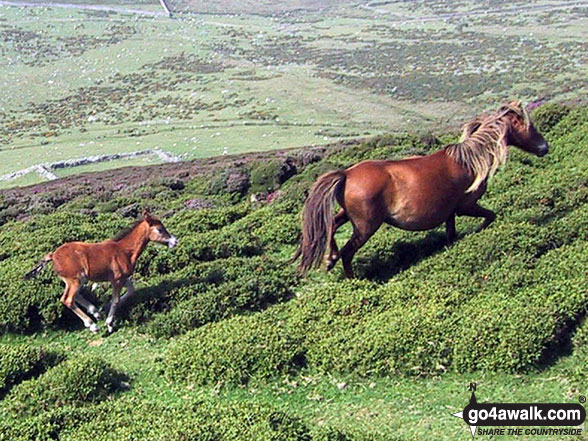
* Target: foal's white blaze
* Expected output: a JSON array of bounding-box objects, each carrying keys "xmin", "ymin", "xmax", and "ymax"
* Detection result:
[{"xmin": 168, "ymin": 235, "xmax": 178, "ymax": 248}]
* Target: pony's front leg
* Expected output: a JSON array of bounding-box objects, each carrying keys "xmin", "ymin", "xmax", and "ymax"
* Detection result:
[
  {"xmin": 445, "ymin": 213, "xmax": 456, "ymax": 244},
  {"xmin": 458, "ymin": 203, "xmax": 496, "ymax": 232},
  {"xmin": 106, "ymin": 281, "xmax": 123, "ymax": 334}
]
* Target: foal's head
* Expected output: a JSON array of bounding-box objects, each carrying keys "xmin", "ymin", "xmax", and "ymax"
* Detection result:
[
  {"xmin": 500, "ymin": 101, "xmax": 549, "ymax": 157},
  {"xmin": 143, "ymin": 210, "xmax": 178, "ymax": 248}
]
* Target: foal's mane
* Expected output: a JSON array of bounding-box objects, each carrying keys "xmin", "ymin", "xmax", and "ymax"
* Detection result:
[
  {"xmin": 113, "ymin": 219, "xmax": 143, "ymax": 242},
  {"xmin": 446, "ymin": 101, "xmax": 529, "ymax": 193}
]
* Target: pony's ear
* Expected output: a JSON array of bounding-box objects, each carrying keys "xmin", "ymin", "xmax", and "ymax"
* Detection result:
[{"xmin": 501, "ymin": 100, "xmax": 523, "ymax": 117}]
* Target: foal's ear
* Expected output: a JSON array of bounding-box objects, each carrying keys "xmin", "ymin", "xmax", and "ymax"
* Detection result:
[{"xmin": 143, "ymin": 209, "xmax": 154, "ymax": 224}]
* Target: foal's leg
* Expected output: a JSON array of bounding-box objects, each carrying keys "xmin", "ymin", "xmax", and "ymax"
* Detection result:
[
  {"xmin": 105, "ymin": 281, "xmax": 123, "ymax": 334},
  {"xmin": 458, "ymin": 203, "xmax": 496, "ymax": 232},
  {"xmin": 326, "ymin": 209, "xmax": 349, "ymax": 271},
  {"xmin": 340, "ymin": 219, "xmax": 382, "ymax": 279},
  {"xmin": 75, "ymin": 294, "xmax": 101, "ymax": 321},
  {"xmin": 60, "ymin": 279, "xmax": 98, "ymax": 333},
  {"xmin": 120, "ymin": 278, "xmax": 136, "ymax": 306}
]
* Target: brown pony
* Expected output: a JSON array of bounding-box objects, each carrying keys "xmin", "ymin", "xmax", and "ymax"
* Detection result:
[
  {"xmin": 25, "ymin": 210, "xmax": 178, "ymax": 333},
  {"xmin": 295, "ymin": 101, "xmax": 549, "ymax": 278}
]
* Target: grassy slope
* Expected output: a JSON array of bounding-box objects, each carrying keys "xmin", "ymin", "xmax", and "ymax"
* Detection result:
[
  {"xmin": 0, "ymin": 103, "xmax": 587, "ymax": 440},
  {"xmin": 1, "ymin": 1, "xmax": 587, "ymax": 186}
]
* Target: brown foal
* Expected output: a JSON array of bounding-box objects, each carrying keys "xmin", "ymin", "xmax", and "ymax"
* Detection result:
[
  {"xmin": 25, "ymin": 210, "xmax": 177, "ymax": 333},
  {"xmin": 296, "ymin": 101, "xmax": 549, "ymax": 278}
]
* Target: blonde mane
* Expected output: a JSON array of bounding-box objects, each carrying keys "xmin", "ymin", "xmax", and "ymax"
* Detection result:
[{"xmin": 446, "ymin": 101, "xmax": 529, "ymax": 193}]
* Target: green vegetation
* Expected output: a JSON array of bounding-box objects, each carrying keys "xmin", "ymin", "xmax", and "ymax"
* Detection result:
[
  {"xmin": 0, "ymin": 102, "xmax": 587, "ymax": 440},
  {"xmin": 1, "ymin": 1, "xmax": 587, "ymax": 186},
  {"xmin": 0, "ymin": 344, "xmax": 63, "ymax": 397},
  {"xmin": 4, "ymin": 354, "xmax": 125, "ymax": 416}
]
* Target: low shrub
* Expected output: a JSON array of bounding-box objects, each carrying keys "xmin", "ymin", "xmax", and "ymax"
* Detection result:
[
  {"xmin": 249, "ymin": 158, "xmax": 297, "ymax": 194},
  {"xmin": 0, "ymin": 396, "xmax": 360, "ymax": 441},
  {"xmin": 208, "ymin": 167, "xmax": 250, "ymax": 195},
  {"xmin": 4, "ymin": 354, "xmax": 127, "ymax": 416},
  {"xmin": 530, "ymin": 102, "xmax": 571, "ymax": 134},
  {"xmin": 165, "ymin": 202, "xmax": 251, "ymax": 234},
  {"xmin": 564, "ymin": 319, "xmax": 588, "ymax": 389},
  {"xmin": 146, "ymin": 256, "xmax": 297, "ymax": 337},
  {"xmin": 0, "ymin": 344, "xmax": 64, "ymax": 397},
  {"xmin": 165, "ymin": 304, "xmax": 305, "ymax": 386}
]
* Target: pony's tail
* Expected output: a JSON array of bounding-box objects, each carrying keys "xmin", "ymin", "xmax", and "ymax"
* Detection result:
[
  {"xmin": 24, "ymin": 253, "xmax": 53, "ymax": 280},
  {"xmin": 294, "ymin": 170, "xmax": 346, "ymax": 275}
]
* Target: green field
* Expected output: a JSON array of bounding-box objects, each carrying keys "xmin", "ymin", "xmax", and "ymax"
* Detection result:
[
  {"xmin": 1, "ymin": 0, "xmax": 587, "ymax": 186},
  {"xmin": 0, "ymin": 102, "xmax": 587, "ymax": 440}
]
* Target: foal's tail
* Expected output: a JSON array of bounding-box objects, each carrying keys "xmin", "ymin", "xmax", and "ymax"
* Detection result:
[
  {"xmin": 24, "ymin": 253, "xmax": 53, "ymax": 280},
  {"xmin": 294, "ymin": 170, "xmax": 346, "ymax": 275}
]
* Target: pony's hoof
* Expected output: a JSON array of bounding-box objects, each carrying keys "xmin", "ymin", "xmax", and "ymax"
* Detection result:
[
  {"xmin": 88, "ymin": 323, "xmax": 99, "ymax": 333},
  {"xmin": 326, "ymin": 257, "xmax": 337, "ymax": 271},
  {"xmin": 92, "ymin": 311, "xmax": 102, "ymax": 320},
  {"xmin": 106, "ymin": 322, "xmax": 115, "ymax": 334}
]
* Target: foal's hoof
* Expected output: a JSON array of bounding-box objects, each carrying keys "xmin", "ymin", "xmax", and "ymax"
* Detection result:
[
  {"xmin": 88, "ymin": 323, "xmax": 99, "ymax": 334},
  {"xmin": 106, "ymin": 320, "xmax": 115, "ymax": 334}
]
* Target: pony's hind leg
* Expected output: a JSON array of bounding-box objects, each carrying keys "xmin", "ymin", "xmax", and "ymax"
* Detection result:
[
  {"xmin": 340, "ymin": 219, "xmax": 382, "ymax": 278},
  {"xmin": 74, "ymin": 294, "xmax": 101, "ymax": 321},
  {"xmin": 326, "ymin": 209, "xmax": 349, "ymax": 271},
  {"xmin": 60, "ymin": 279, "xmax": 98, "ymax": 333}
]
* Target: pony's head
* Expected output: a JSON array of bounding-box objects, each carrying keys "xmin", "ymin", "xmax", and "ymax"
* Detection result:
[
  {"xmin": 452, "ymin": 101, "xmax": 549, "ymax": 193},
  {"xmin": 143, "ymin": 210, "xmax": 178, "ymax": 248},
  {"xmin": 499, "ymin": 101, "xmax": 549, "ymax": 157}
]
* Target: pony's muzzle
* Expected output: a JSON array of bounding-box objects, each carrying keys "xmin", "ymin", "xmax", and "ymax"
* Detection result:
[
  {"xmin": 168, "ymin": 236, "xmax": 178, "ymax": 249},
  {"xmin": 537, "ymin": 142, "xmax": 549, "ymax": 157}
]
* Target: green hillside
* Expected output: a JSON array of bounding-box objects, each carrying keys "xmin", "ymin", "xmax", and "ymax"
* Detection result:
[
  {"xmin": 1, "ymin": 1, "xmax": 587, "ymax": 187},
  {"xmin": 0, "ymin": 102, "xmax": 586, "ymax": 440}
]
